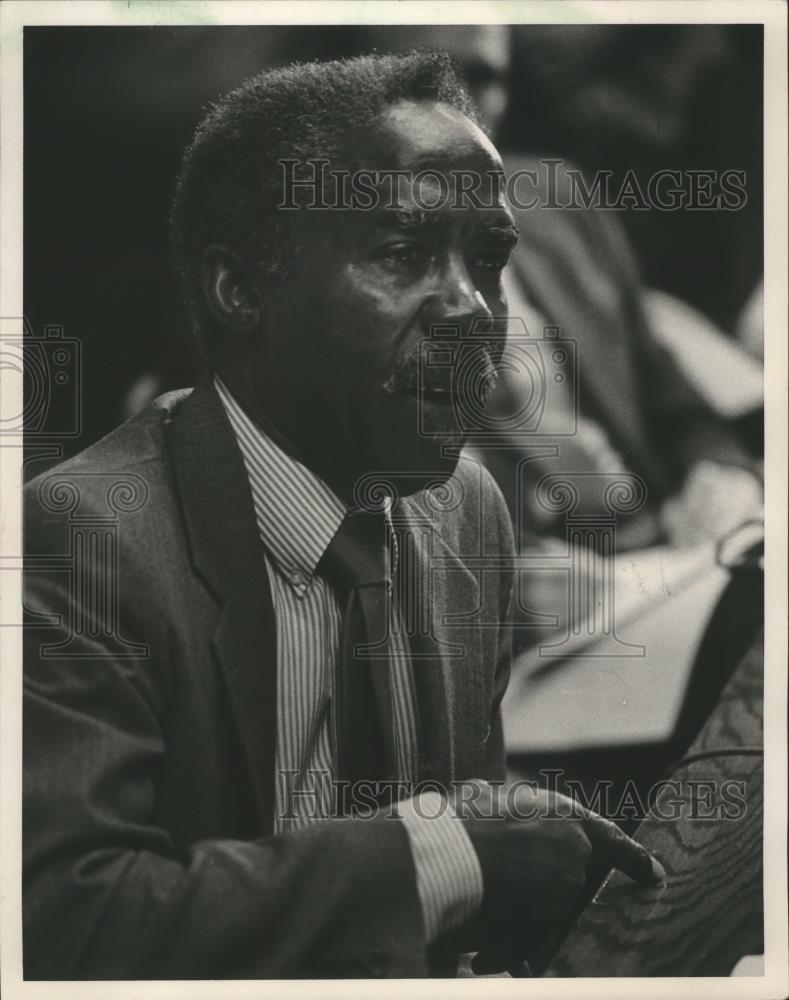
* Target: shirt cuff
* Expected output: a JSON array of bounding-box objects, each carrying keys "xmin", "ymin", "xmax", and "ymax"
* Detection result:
[{"xmin": 397, "ymin": 791, "xmax": 484, "ymax": 943}]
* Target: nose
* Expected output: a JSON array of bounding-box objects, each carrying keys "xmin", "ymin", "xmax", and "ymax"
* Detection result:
[{"xmin": 425, "ymin": 253, "xmax": 492, "ymax": 334}]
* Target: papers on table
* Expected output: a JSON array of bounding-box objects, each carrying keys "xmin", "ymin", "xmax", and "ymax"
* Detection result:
[{"xmin": 502, "ymin": 544, "xmax": 731, "ymax": 752}]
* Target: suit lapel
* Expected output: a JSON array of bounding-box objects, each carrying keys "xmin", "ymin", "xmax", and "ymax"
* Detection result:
[
  {"xmin": 167, "ymin": 375, "xmax": 277, "ymax": 834},
  {"xmin": 395, "ymin": 495, "xmax": 484, "ymax": 785}
]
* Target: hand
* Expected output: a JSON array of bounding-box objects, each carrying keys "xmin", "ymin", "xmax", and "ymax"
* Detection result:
[
  {"xmin": 452, "ymin": 782, "xmax": 665, "ymax": 974},
  {"xmin": 660, "ymin": 461, "xmax": 762, "ymax": 549}
]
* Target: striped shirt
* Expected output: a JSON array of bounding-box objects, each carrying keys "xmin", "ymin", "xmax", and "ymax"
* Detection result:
[{"xmin": 215, "ymin": 375, "xmax": 482, "ymax": 942}]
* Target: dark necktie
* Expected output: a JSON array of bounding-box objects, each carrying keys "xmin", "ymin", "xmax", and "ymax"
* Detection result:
[{"xmin": 318, "ymin": 509, "xmax": 398, "ymax": 813}]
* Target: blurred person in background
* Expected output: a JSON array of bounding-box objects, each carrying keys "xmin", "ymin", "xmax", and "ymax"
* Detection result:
[
  {"xmin": 507, "ymin": 24, "xmax": 764, "ymax": 336},
  {"xmin": 505, "ymin": 22, "xmax": 765, "ymax": 462}
]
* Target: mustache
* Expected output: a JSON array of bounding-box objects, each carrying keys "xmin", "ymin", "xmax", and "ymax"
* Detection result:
[{"xmin": 382, "ymin": 349, "xmax": 500, "ymax": 402}]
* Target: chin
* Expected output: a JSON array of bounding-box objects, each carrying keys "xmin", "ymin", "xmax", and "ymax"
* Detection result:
[{"xmin": 352, "ymin": 433, "xmax": 465, "ymax": 508}]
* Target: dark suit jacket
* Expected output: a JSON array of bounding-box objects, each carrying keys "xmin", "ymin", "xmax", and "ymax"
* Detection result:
[
  {"xmin": 476, "ymin": 154, "xmax": 751, "ymax": 535},
  {"xmin": 22, "ymin": 376, "xmax": 514, "ymax": 980}
]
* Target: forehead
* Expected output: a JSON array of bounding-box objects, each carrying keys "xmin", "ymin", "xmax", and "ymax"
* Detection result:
[
  {"xmin": 353, "ymin": 100, "xmax": 513, "ymax": 229},
  {"xmin": 279, "ymin": 100, "xmax": 515, "ymax": 250},
  {"xmin": 367, "ymin": 99, "xmax": 504, "ymax": 174}
]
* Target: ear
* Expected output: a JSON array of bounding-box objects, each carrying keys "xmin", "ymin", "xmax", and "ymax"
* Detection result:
[{"xmin": 201, "ymin": 245, "xmax": 261, "ymax": 334}]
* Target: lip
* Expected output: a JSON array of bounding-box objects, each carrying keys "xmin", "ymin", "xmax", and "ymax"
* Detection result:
[
  {"xmin": 421, "ymin": 385, "xmax": 456, "ymax": 403},
  {"xmin": 393, "ymin": 383, "xmax": 458, "ymax": 402},
  {"xmin": 385, "ymin": 383, "xmax": 464, "ymax": 424}
]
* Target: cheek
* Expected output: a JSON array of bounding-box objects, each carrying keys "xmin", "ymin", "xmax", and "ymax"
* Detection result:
[{"xmin": 327, "ymin": 270, "xmax": 421, "ymax": 368}]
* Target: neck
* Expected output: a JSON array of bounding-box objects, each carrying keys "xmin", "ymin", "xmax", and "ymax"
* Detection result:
[{"xmin": 214, "ymin": 356, "xmax": 361, "ymax": 507}]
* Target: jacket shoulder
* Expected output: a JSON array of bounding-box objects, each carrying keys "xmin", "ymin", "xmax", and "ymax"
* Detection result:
[
  {"xmin": 24, "ymin": 388, "xmax": 193, "ymax": 542},
  {"xmin": 405, "ymin": 454, "xmax": 513, "ymax": 559}
]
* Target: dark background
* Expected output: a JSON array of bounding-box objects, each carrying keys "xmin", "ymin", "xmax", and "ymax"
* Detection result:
[{"xmin": 23, "ymin": 24, "xmax": 763, "ymax": 463}]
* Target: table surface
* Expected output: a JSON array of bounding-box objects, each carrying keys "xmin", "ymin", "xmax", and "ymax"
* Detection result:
[{"xmin": 542, "ymin": 630, "xmax": 763, "ymax": 976}]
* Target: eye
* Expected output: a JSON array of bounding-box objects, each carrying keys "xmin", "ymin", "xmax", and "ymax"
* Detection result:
[{"xmin": 378, "ymin": 243, "xmax": 432, "ymax": 270}]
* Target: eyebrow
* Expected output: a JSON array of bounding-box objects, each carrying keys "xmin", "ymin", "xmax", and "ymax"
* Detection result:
[
  {"xmin": 371, "ymin": 209, "xmax": 520, "ymax": 242},
  {"xmin": 374, "ymin": 207, "xmax": 443, "ymax": 231}
]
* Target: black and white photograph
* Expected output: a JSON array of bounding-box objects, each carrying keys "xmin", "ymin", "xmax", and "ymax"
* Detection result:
[{"xmin": 1, "ymin": 1, "xmax": 787, "ymax": 994}]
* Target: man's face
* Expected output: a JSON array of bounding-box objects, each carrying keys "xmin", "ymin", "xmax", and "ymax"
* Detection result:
[{"xmin": 252, "ymin": 99, "xmax": 518, "ymax": 502}]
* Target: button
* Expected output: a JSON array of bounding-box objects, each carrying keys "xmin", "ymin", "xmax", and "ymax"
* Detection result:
[{"xmin": 289, "ymin": 569, "xmax": 308, "ymax": 590}]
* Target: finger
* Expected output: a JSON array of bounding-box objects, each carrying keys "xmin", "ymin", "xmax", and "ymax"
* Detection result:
[
  {"xmin": 582, "ymin": 814, "xmax": 666, "ymax": 884},
  {"xmin": 508, "ymin": 959, "xmax": 534, "ymax": 978}
]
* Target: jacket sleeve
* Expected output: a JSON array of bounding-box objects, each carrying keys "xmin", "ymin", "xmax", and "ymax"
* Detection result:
[{"xmin": 23, "ymin": 567, "xmax": 427, "ymax": 980}]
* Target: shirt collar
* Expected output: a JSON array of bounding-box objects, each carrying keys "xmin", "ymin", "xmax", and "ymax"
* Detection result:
[{"xmin": 214, "ymin": 375, "xmax": 346, "ymax": 594}]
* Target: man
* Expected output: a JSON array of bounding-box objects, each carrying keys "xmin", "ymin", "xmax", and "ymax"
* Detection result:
[{"xmin": 23, "ymin": 52, "xmax": 662, "ymax": 980}]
